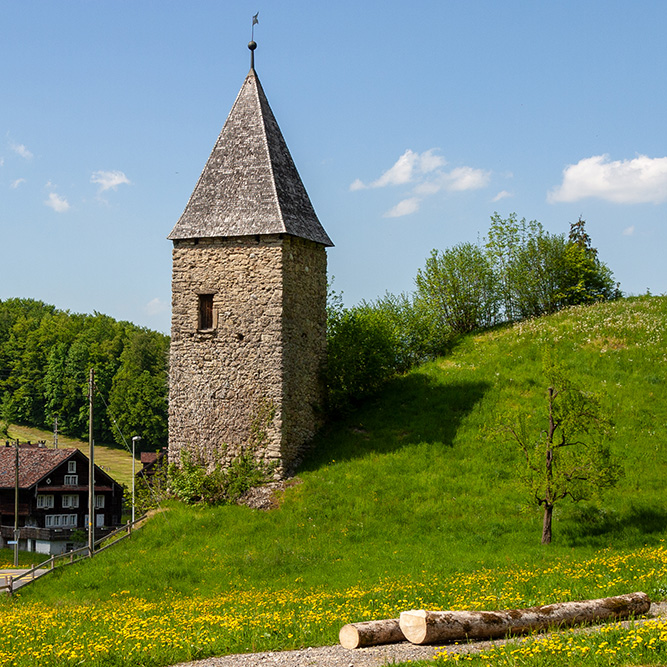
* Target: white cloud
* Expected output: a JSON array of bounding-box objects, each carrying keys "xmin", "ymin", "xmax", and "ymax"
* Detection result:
[
  {"xmin": 415, "ymin": 167, "xmax": 490, "ymax": 196},
  {"xmin": 369, "ymin": 149, "xmax": 420, "ymax": 188},
  {"xmin": 11, "ymin": 142, "xmax": 33, "ymax": 160},
  {"xmin": 443, "ymin": 166, "xmax": 490, "ymax": 192},
  {"xmin": 548, "ymin": 154, "xmax": 667, "ymax": 204},
  {"xmin": 418, "ymin": 149, "xmax": 446, "ymax": 174},
  {"xmin": 377, "ymin": 150, "xmax": 418, "ymax": 187},
  {"xmin": 91, "ymin": 170, "xmax": 131, "ymax": 192},
  {"xmin": 492, "ymin": 190, "xmax": 513, "ymax": 202},
  {"xmin": 350, "ymin": 149, "xmax": 445, "ymax": 190},
  {"xmin": 384, "ymin": 197, "xmax": 421, "ymax": 218},
  {"xmin": 0, "ymin": 157, "xmax": 4, "ymax": 167},
  {"xmin": 146, "ymin": 297, "xmax": 168, "ymax": 316},
  {"xmin": 352, "ymin": 148, "xmax": 490, "ymax": 217},
  {"xmin": 622, "ymin": 225, "xmax": 635, "ymax": 236},
  {"xmin": 10, "ymin": 178, "xmax": 26, "ymax": 189},
  {"xmin": 414, "ymin": 180, "xmax": 442, "ymax": 196},
  {"xmin": 45, "ymin": 192, "xmax": 70, "ymax": 212}
]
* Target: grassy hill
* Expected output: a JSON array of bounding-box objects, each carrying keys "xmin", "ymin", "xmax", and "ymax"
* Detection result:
[{"xmin": 5, "ymin": 296, "xmax": 667, "ymax": 667}]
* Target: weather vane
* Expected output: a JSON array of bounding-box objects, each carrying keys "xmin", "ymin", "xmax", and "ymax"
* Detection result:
[
  {"xmin": 249, "ymin": 12, "xmax": 259, "ymax": 69},
  {"xmin": 251, "ymin": 12, "xmax": 259, "ymax": 41}
]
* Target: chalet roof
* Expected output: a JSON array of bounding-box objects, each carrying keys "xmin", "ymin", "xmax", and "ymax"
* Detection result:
[
  {"xmin": 168, "ymin": 64, "xmax": 333, "ymax": 247},
  {"xmin": 0, "ymin": 446, "xmax": 75, "ymax": 489}
]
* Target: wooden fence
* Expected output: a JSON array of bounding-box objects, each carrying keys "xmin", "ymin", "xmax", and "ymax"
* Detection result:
[{"xmin": 1, "ymin": 514, "xmax": 147, "ymax": 596}]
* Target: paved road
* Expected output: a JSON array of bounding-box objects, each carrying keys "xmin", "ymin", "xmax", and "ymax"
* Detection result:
[{"xmin": 0, "ymin": 567, "xmax": 50, "ymax": 592}]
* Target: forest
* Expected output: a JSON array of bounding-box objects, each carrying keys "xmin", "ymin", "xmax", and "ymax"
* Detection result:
[{"xmin": 0, "ymin": 299, "xmax": 168, "ymax": 452}]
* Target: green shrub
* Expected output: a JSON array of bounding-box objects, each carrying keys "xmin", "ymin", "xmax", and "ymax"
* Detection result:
[
  {"xmin": 167, "ymin": 448, "xmax": 275, "ymax": 505},
  {"xmin": 325, "ymin": 287, "xmax": 452, "ymax": 414},
  {"xmin": 416, "ymin": 243, "xmax": 499, "ymax": 333},
  {"xmin": 326, "ymin": 302, "xmax": 397, "ymax": 413},
  {"xmin": 167, "ymin": 400, "xmax": 277, "ymax": 505},
  {"xmin": 365, "ymin": 292, "xmax": 452, "ymax": 371}
]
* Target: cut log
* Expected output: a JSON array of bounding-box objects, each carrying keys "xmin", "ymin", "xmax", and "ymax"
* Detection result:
[
  {"xmin": 400, "ymin": 591, "xmax": 651, "ymax": 645},
  {"xmin": 339, "ymin": 618, "xmax": 405, "ymax": 649}
]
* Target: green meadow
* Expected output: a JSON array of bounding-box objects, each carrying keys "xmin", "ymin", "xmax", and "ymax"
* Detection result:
[{"xmin": 2, "ymin": 296, "xmax": 666, "ymax": 667}]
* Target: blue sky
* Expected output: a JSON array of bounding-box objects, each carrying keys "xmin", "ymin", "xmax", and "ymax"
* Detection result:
[{"xmin": 2, "ymin": 1, "xmax": 666, "ymax": 334}]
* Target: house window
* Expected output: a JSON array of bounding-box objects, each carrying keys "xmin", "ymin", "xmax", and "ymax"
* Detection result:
[
  {"xmin": 64, "ymin": 475, "xmax": 78, "ymax": 486},
  {"xmin": 68, "ymin": 460, "xmax": 77, "ymax": 473},
  {"xmin": 37, "ymin": 495, "xmax": 55, "ymax": 509},
  {"xmin": 95, "ymin": 495, "xmax": 105, "ymax": 509},
  {"xmin": 198, "ymin": 294, "xmax": 214, "ymax": 330},
  {"xmin": 45, "ymin": 514, "xmax": 77, "ymax": 528},
  {"xmin": 96, "ymin": 513, "xmax": 105, "ymax": 528},
  {"xmin": 62, "ymin": 494, "xmax": 79, "ymax": 509}
]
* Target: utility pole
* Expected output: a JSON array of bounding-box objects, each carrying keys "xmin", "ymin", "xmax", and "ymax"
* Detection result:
[
  {"xmin": 88, "ymin": 368, "xmax": 95, "ymax": 557},
  {"xmin": 131, "ymin": 436, "xmax": 142, "ymax": 524},
  {"xmin": 13, "ymin": 439, "xmax": 19, "ymax": 567},
  {"xmin": 54, "ymin": 416, "xmax": 58, "ymax": 449}
]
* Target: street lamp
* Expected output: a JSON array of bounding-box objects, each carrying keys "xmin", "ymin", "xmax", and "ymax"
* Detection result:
[
  {"xmin": 131, "ymin": 436, "xmax": 142, "ymax": 524},
  {"xmin": 13, "ymin": 440, "xmax": 19, "ymax": 567}
]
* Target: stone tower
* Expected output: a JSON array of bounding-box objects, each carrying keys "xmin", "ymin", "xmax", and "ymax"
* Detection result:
[{"xmin": 167, "ymin": 43, "xmax": 333, "ymax": 477}]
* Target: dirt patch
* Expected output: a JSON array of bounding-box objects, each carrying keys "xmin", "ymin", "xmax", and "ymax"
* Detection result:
[
  {"xmin": 237, "ymin": 478, "xmax": 302, "ymax": 511},
  {"xmin": 585, "ymin": 336, "xmax": 627, "ymax": 351}
]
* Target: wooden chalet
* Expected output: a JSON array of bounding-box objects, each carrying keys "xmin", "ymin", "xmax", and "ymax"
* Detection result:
[{"xmin": 0, "ymin": 443, "xmax": 123, "ymax": 556}]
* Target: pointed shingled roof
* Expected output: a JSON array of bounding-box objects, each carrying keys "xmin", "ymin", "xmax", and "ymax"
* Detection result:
[{"xmin": 168, "ymin": 66, "xmax": 333, "ymax": 247}]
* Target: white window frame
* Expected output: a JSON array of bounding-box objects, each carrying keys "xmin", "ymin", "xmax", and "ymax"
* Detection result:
[
  {"xmin": 95, "ymin": 494, "xmax": 105, "ymax": 509},
  {"xmin": 64, "ymin": 475, "xmax": 78, "ymax": 486},
  {"xmin": 68, "ymin": 460, "xmax": 77, "ymax": 473},
  {"xmin": 45, "ymin": 514, "xmax": 77, "ymax": 528},
  {"xmin": 62, "ymin": 494, "xmax": 79, "ymax": 509},
  {"xmin": 37, "ymin": 494, "xmax": 55, "ymax": 509}
]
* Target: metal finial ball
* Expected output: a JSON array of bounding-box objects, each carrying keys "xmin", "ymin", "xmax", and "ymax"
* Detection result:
[{"xmin": 248, "ymin": 41, "xmax": 257, "ymax": 51}]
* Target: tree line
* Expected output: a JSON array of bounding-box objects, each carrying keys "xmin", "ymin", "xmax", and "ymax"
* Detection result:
[
  {"xmin": 0, "ymin": 299, "xmax": 168, "ymax": 451},
  {"xmin": 0, "ymin": 214, "xmax": 620, "ymax": 443},
  {"xmin": 326, "ymin": 214, "xmax": 620, "ymax": 413}
]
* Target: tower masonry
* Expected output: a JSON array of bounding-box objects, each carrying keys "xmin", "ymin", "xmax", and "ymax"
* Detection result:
[{"xmin": 167, "ymin": 44, "xmax": 333, "ymax": 477}]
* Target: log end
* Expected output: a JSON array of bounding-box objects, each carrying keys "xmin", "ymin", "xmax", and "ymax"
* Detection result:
[
  {"xmin": 339, "ymin": 624, "xmax": 361, "ymax": 650},
  {"xmin": 400, "ymin": 609, "xmax": 429, "ymax": 645},
  {"xmin": 339, "ymin": 619, "xmax": 405, "ymax": 649}
]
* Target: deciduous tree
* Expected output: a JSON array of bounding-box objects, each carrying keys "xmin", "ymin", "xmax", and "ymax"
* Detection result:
[
  {"xmin": 503, "ymin": 357, "xmax": 622, "ymax": 544},
  {"xmin": 415, "ymin": 243, "xmax": 499, "ymax": 334}
]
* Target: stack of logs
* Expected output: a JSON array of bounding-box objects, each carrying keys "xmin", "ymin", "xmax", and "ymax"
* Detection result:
[{"xmin": 339, "ymin": 592, "xmax": 651, "ymax": 649}]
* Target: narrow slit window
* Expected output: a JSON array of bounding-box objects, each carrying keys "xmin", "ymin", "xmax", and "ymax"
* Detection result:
[{"xmin": 199, "ymin": 294, "xmax": 214, "ymax": 330}]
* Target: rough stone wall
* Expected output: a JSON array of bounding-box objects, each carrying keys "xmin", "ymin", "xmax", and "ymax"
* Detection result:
[
  {"xmin": 169, "ymin": 234, "xmax": 327, "ymax": 476},
  {"xmin": 169, "ymin": 235, "xmax": 284, "ymax": 468},
  {"xmin": 281, "ymin": 236, "xmax": 328, "ymax": 472}
]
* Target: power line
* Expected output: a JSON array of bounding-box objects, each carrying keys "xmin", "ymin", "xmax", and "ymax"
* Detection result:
[{"xmin": 93, "ymin": 381, "xmax": 173, "ymax": 531}]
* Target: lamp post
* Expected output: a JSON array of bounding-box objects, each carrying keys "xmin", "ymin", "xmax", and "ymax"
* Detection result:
[
  {"xmin": 131, "ymin": 436, "xmax": 141, "ymax": 524},
  {"xmin": 14, "ymin": 439, "xmax": 19, "ymax": 567}
]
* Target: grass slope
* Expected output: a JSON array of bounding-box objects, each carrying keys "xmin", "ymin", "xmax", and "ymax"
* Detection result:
[
  {"xmin": 22, "ymin": 295, "xmax": 667, "ymax": 596},
  {"xmin": 5, "ymin": 296, "xmax": 667, "ymax": 666}
]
